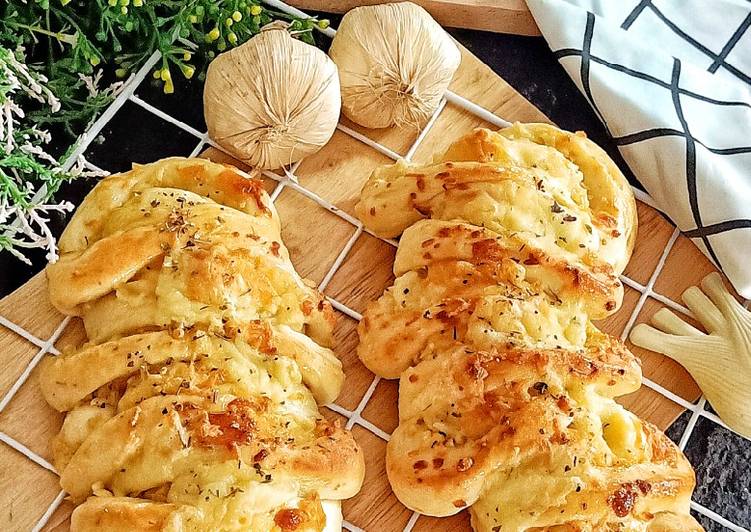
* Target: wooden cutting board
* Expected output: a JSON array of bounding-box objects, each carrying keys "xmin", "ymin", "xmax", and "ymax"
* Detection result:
[
  {"xmin": 0, "ymin": 41, "xmax": 715, "ymax": 532},
  {"xmin": 287, "ymin": 0, "xmax": 541, "ymax": 35}
]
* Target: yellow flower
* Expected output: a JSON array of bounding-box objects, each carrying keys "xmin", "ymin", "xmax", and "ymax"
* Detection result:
[
  {"xmin": 181, "ymin": 65, "xmax": 195, "ymax": 79},
  {"xmin": 207, "ymin": 27, "xmax": 221, "ymax": 41},
  {"xmin": 183, "ymin": 52, "xmax": 192, "ymax": 61},
  {"xmin": 120, "ymin": 6, "xmax": 128, "ymax": 14},
  {"xmin": 115, "ymin": 68, "xmax": 128, "ymax": 78},
  {"xmin": 152, "ymin": 69, "xmax": 161, "ymax": 79},
  {"xmin": 119, "ymin": 0, "xmax": 129, "ymax": 5},
  {"xmin": 225, "ymin": 17, "xmax": 233, "ymax": 27},
  {"xmin": 163, "ymin": 79, "xmax": 175, "ymax": 94},
  {"xmin": 227, "ymin": 32, "xmax": 238, "ymax": 45},
  {"xmin": 250, "ymin": 5, "xmax": 262, "ymax": 15},
  {"xmin": 89, "ymin": 56, "xmax": 100, "ymax": 66},
  {"xmin": 133, "ymin": 0, "xmax": 143, "ymax": 6},
  {"xmin": 232, "ymin": 11, "xmax": 243, "ymax": 22},
  {"xmin": 160, "ymin": 68, "xmax": 171, "ymax": 81}
]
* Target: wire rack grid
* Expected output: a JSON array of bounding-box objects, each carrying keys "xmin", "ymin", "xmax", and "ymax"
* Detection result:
[{"xmin": 0, "ymin": 1, "xmax": 748, "ymax": 531}]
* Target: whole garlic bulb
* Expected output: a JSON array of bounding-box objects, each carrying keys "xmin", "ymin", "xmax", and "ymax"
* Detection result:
[
  {"xmin": 204, "ymin": 29, "xmax": 340, "ymax": 170},
  {"xmin": 329, "ymin": 2, "xmax": 461, "ymax": 129}
]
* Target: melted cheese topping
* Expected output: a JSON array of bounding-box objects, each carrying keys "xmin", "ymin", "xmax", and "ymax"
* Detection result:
[
  {"xmin": 357, "ymin": 258, "xmax": 593, "ymax": 379},
  {"xmin": 51, "ymin": 336, "xmax": 318, "ymax": 474},
  {"xmin": 355, "ymin": 125, "xmax": 635, "ymax": 274},
  {"xmin": 47, "ymin": 160, "xmax": 333, "ymax": 349}
]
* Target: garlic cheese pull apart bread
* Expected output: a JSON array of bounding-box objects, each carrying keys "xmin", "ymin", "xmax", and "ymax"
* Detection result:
[
  {"xmin": 355, "ymin": 125, "xmax": 702, "ymax": 531},
  {"xmin": 42, "ymin": 158, "xmax": 364, "ymax": 531}
]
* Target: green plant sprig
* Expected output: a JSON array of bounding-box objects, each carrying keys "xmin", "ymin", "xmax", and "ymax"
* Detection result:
[{"xmin": 2, "ymin": 1, "xmax": 324, "ymax": 96}]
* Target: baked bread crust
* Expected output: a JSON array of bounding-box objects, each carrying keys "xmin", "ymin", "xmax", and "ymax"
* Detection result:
[
  {"xmin": 356, "ymin": 126, "xmax": 701, "ymax": 531},
  {"xmin": 42, "ymin": 157, "xmax": 363, "ymax": 531},
  {"xmin": 69, "ymin": 495, "xmax": 342, "ymax": 532},
  {"xmin": 356, "ymin": 124, "xmax": 637, "ymax": 275},
  {"xmin": 47, "ymin": 158, "xmax": 334, "ymax": 347}
]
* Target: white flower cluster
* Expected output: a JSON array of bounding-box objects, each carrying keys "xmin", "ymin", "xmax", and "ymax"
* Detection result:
[{"xmin": 0, "ymin": 46, "xmax": 107, "ymax": 264}]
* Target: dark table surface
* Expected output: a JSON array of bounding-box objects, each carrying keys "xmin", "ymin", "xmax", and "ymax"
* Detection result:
[{"xmin": 0, "ymin": 24, "xmax": 747, "ymax": 531}]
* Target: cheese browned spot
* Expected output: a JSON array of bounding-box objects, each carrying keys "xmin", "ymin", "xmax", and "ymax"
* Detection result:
[{"xmin": 274, "ymin": 508, "xmax": 305, "ymax": 530}]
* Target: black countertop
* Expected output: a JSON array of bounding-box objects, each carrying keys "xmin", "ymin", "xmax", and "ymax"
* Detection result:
[{"xmin": 0, "ymin": 25, "xmax": 747, "ymax": 532}]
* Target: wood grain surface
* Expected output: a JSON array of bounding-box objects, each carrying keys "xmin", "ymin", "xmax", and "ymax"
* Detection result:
[
  {"xmin": 288, "ymin": 0, "xmax": 541, "ymax": 36},
  {"xmin": 0, "ymin": 42, "xmax": 713, "ymax": 532}
]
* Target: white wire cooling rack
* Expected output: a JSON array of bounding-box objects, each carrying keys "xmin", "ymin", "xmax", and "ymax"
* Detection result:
[{"xmin": 0, "ymin": 1, "xmax": 748, "ymax": 530}]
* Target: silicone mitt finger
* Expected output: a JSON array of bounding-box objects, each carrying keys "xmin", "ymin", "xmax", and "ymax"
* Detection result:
[
  {"xmin": 700, "ymin": 272, "xmax": 751, "ymax": 328},
  {"xmin": 630, "ymin": 323, "xmax": 709, "ymax": 364},
  {"xmin": 630, "ymin": 323, "xmax": 679, "ymax": 356},
  {"xmin": 650, "ymin": 308, "xmax": 705, "ymax": 337},
  {"xmin": 681, "ymin": 285, "xmax": 724, "ymax": 333}
]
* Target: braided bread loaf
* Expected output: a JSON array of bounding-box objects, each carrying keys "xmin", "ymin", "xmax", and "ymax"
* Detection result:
[
  {"xmin": 42, "ymin": 158, "xmax": 364, "ymax": 531},
  {"xmin": 355, "ymin": 125, "xmax": 702, "ymax": 531}
]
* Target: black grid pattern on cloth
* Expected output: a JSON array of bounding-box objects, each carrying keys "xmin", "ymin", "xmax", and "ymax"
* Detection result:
[
  {"xmin": 552, "ymin": 9, "xmax": 751, "ymax": 275},
  {"xmin": 620, "ymin": 0, "xmax": 751, "ymax": 83}
]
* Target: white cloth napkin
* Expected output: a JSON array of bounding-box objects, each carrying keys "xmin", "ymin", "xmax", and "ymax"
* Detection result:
[{"xmin": 525, "ymin": 0, "xmax": 751, "ymax": 298}]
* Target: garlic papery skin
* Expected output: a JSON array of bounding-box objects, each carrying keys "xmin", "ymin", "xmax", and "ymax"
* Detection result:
[
  {"xmin": 328, "ymin": 2, "xmax": 461, "ymax": 129},
  {"xmin": 204, "ymin": 29, "xmax": 340, "ymax": 170},
  {"xmin": 630, "ymin": 272, "xmax": 751, "ymax": 438}
]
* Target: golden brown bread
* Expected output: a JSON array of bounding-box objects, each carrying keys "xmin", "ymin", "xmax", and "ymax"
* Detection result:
[
  {"xmin": 42, "ymin": 157, "xmax": 363, "ymax": 531},
  {"xmin": 355, "ymin": 123, "xmax": 637, "ymax": 275},
  {"xmin": 59, "ymin": 395, "xmax": 360, "ymax": 502},
  {"xmin": 69, "ymin": 492, "xmax": 342, "ymax": 531},
  {"xmin": 356, "ymin": 125, "xmax": 701, "ymax": 531},
  {"xmin": 40, "ymin": 322, "xmax": 343, "ymax": 410},
  {"xmin": 47, "ymin": 159, "xmax": 333, "ymax": 347},
  {"xmin": 388, "ymin": 343, "xmax": 697, "ymax": 529}
]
